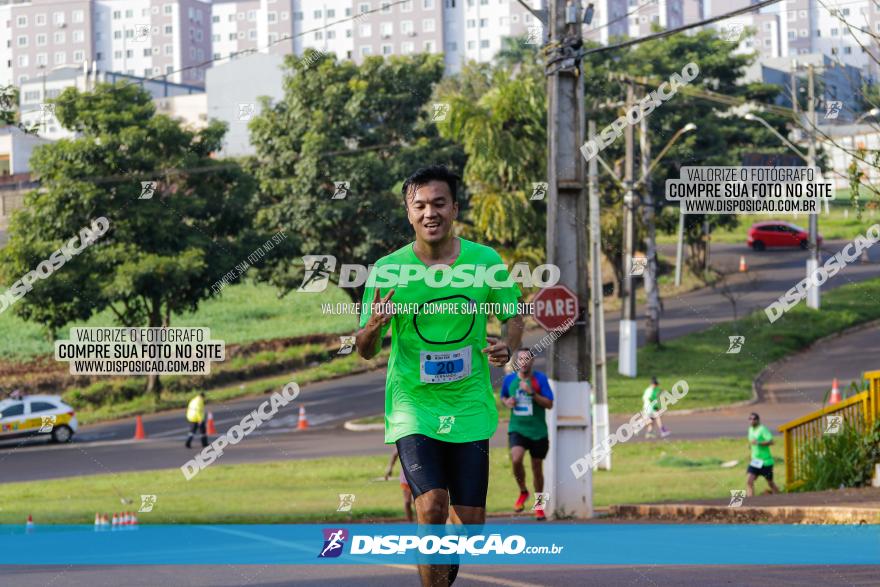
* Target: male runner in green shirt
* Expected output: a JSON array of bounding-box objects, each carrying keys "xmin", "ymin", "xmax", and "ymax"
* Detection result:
[
  {"xmin": 356, "ymin": 165, "xmax": 524, "ymax": 587},
  {"xmin": 746, "ymin": 412, "xmax": 780, "ymax": 496}
]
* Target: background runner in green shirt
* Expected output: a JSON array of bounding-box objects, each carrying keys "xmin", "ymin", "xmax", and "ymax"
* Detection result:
[{"xmin": 746, "ymin": 412, "xmax": 781, "ymax": 496}]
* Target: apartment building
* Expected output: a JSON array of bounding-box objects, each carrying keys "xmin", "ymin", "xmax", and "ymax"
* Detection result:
[{"xmin": 4, "ymin": 0, "xmax": 210, "ymax": 88}]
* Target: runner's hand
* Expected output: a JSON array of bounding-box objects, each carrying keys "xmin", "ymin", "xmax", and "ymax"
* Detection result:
[
  {"xmin": 366, "ymin": 288, "xmax": 396, "ymax": 332},
  {"xmin": 482, "ymin": 336, "xmax": 510, "ymax": 367},
  {"xmin": 503, "ymin": 397, "xmax": 516, "ymax": 408}
]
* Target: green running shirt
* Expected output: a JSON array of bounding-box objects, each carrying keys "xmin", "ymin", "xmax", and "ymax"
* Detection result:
[{"xmin": 359, "ymin": 238, "xmax": 522, "ymax": 444}]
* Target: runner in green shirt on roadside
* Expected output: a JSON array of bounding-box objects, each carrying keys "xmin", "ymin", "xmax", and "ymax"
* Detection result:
[
  {"xmin": 746, "ymin": 413, "xmax": 781, "ymax": 496},
  {"xmin": 356, "ymin": 165, "xmax": 525, "ymax": 587},
  {"xmin": 641, "ymin": 377, "xmax": 670, "ymax": 438}
]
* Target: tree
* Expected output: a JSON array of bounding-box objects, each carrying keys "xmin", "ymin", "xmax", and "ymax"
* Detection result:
[
  {"xmin": 249, "ymin": 50, "xmax": 465, "ymax": 304},
  {"xmin": 434, "ymin": 53, "xmax": 546, "ymax": 264},
  {"xmin": 0, "ymin": 82, "xmax": 256, "ymax": 397}
]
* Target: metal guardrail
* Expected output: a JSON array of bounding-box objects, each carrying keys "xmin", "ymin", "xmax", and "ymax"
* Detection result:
[{"xmin": 779, "ymin": 369, "xmax": 880, "ymax": 490}]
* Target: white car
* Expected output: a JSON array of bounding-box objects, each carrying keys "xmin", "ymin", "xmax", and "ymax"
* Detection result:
[{"xmin": 0, "ymin": 395, "xmax": 78, "ymax": 443}]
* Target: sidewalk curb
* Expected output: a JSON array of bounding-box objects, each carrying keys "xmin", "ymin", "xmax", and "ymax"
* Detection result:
[
  {"xmin": 608, "ymin": 503, "xmax": 880, "ymax": 524},
  {"xmin": 343, "ymin": 419, "xmax": 384, "ymax": 432}
]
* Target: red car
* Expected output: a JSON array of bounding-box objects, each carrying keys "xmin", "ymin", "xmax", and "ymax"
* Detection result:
[{"xmin": 747, "ymin": 221, "xmax": 822, "ymax": 251}]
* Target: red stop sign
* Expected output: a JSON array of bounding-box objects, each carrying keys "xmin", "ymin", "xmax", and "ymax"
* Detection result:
[{"xmin": 532, "ymin": 285, "xmax": 579, "ymax": 331}]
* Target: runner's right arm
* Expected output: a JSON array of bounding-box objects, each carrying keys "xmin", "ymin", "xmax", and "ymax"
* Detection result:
[{"xmin": 355, "ymin": 288, "xmax": 395, "ymax": 359}]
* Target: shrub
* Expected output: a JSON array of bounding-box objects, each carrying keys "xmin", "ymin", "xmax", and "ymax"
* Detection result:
[{"xmin": 799, "ymin": 420, "xmax": 880, "ymax": 492}]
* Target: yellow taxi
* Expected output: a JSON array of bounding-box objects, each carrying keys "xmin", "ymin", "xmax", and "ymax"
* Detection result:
[{"xmin": 0, "ymin": 395, "xmax": 78, "ymax": 443}]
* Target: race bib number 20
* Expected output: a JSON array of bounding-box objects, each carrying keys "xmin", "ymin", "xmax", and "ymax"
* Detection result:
[{"xmin": 420, "ymin": 347, "xmax": 472, "ymax": 384}]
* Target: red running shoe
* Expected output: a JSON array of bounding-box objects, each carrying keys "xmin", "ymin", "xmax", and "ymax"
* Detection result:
[
  {"xmin": 535, "ymin": 507, "xmax": 546, "ymax": 521},
  {"xmin": 514, "ymin": 490, "xmax": 529, "ymax": 513}
]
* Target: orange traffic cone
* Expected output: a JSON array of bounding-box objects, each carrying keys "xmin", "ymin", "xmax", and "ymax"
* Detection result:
[
  {"xmin": 94, "ymin": 513, "xmax": 101, "ymax": 527},
  {"xmin": 829, "ymin": 379, "xmax": 842, "ymax": 404},
  {"xmin": 134, "ymin": 415, "xmax": 146, "ymax": 440},
  {"xmin": 131, "ymin": 512, "xmax": 139, "ymax": 526},
  {"xmin": 26, "ymin": 515, "xmax": 34, "ymax": 529},
  {"xmin": 739, "ymin": 256, "xmax": 748, "ymax": 272},
  {"xmin": 206, "ymin": 412, "xmax": 217, "ymax": 435},
  {"xmin": 111, "ymin": 513, "xmax": 119, "ymax": 528},
  {"xmin": 297, "ymin": 404, "xmax": 309, "ymax": 430}
]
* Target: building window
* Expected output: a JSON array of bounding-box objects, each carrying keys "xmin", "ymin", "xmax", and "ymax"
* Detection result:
[
  {"xmin": 37, "ymin": 33, "xmax": 47, "ymax": 45},
  {"xmin": 402, "ymin": 0, "xmax": 413, "ymax": 11},
  {"xmin": 125, "ymin": 9, "xmax": 133, "ymax": 18},
  {"xmin": 36, "ymin": 14, "xmax": 46, "ymax": 26},
  {"xmin": 114, "ymin": 30, "xmax": 122, "ymax": 39},
  {"xmin": 23, "ymin": 90, "xmax": 40, "ymax": 102},
  {"xmin": 212, "ymin": 34, "xmax": 220, "ymax": 42},
  {"xmin": 480, "ymin": 39, "xmax": 489, "ymax": 48},
  {"xmin": 381, "ymin": 43, "xmax": 393, "ymax": 54},
  {"xmin": 314, "ymin": 9, "xmax": 322, "ymax": 18},
  {"xmin": 360, "ymin": 46, "xmax": 372, "ymax": 56},
  {"xmin": 36, "ymin": 53, "xmax": 47, "ymax": 65},
  {"xmin": 249, "ymin": 29, "xmax": 257, "ymax": 39},
  {"xmin": 424, "ymin": 40, "xmax": 434, "ymax": 51},
  {"xmin": 113, "ymin": 10, "xmax": 121, "ymax": 19},
  {"xmin": 402, "ymin": 41, "xmax": 414, "ymax": 53},
  {"xmin": 268, "ymin": 12, "xmax": 277, "ymax": 22},
  {"xmin": 359, "ymin": 3, "xmax": 370, "ymax": 14},
  {"xmin": 73, "ymin": 30, "xmax": 84, "ymax": 43},
  {"xmin": 54, "ymin": 51, "xmax": 65, "ymax": 64},
  {"xmin": 16, "ymin": 16, "xmax": 27, "ymax": 27},
  {"xmin": 164, "ymin": 4, "xmax": 173, "ymax": 15},
  {"xmin": 843, "ymin": 46, "xmax": 851, "ymax": 54},
  {"xmin": 327, "ymin": 9, "xmax": 336, "ymax": 17},
  {"xmin": 165, "ymin": 25, "xmax": 173, "ymax": 34},
  {"xmin": 73, "ymin": 50, "xmax": 84, "ymax": 61},
  {"xmin": 381, "ymin": 22, "xmax": 393, "ymax": 36},
  {"xmin": 212, "ymin": 15, "xmax": 220, "ymax": 23},
  {"xmin": 165, "ymin": 44, "xmax": 173, "ymax": 55},
  {"xmin": 401, "ymin": 20, "xmax": 413, "ymax": 33},
  {"xmin": 381, "ymin": 2, "xmax": 391, "ymax": 13},
  {"xmin": 466, "ymin": 19, "xmax": 475, "ymax": 28},
  {"xmin": 17, "ymin": 55, "xmax": 28, "ymax": 67},
  {"xmin": 425, "ymin": 18, "xmax": 437, "ymax": 31},
  {"xmin": 831, "ymin": 28, "xmax": 838, "ymax": 36},
  {"xmin": 114, "ymin": 50, "xmax": 122, "ymax": 58},
  {"xmin": 423, "ymin": 0, "xmax": 434, "ymax": 7},
  {"xmin": 479, "ymin": 18, "xmax": 487, "ymax": 27},
  {"xmin": 143, "ymin": 48, "xmax": 151, "ymax": 56},
  {"xmin": 327, "ymin": 30, "xmax": 336, "ymax": 39},
  {"xmin": 247, "ymin": 10, "xmax": 256, "ymax": 20},
  {"xmin": 17, "ymin": 35, "xmax": 27, "ymax": 47},
  {"xmin": 55, "ymin": 31, "xmax": 65, "ymax": 43}
]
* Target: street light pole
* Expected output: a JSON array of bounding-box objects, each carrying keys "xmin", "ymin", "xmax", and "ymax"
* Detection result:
[
  {"xmin": 806, "ymin": 64, "xmax": 820, "ymax": 310},
  {"xmin": 588, "ymin": 119, "xmax": 610, "ymax": 471},
  {"xmin": 619, "ymin": 82, "xmax": 637, "ymax": 378}
]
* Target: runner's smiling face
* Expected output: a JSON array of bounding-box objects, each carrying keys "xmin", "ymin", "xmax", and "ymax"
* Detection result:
[{"xmin": 405, "ymin": 180, "xmax": 458, "ymax": 245}]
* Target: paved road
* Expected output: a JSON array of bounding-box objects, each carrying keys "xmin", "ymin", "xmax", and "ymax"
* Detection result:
[
  {"xmin": 5, "ymin": 565, "xmax": 878, "ymax": 586},
  {"xmin": 2, "ymin": 240, "xmax": 878, "ymax": 482}
]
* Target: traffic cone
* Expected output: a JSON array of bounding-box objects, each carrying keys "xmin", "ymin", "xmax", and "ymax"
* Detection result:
[
  {"xmin": 206, "ymin": 412, "xmax": 217, "ymax": 435},
  {"xmin": 111, "ymin": 513, "xmax": 118, "ymax": 528},
  {"xmin": 739, "ymin": 255, "xmax": 748, "ymax": 272},
  {"xmin": 26, "ymin": 515, "xmax": 34, "ymax": 529},
  {"xmin": 94, "ymin": 513, "xmax": 101, "ymax": 527},
  {"xmin": 297, "ymin": 404, "xmax": 309, "ymax": 430},
  {"xmin": 132, "ymin": 512, "xmax": 139, "ymax": 526},
  {"xmin": 829, "ymin": 378, "xmax": 842, "ymax": 405},
  {"xmin": 101, "ymin": 514, "xmax": 109, "ymax": 526},
  {"xmin": 133, "ymin": 415, "xmax": 146, "ymax": 440}
]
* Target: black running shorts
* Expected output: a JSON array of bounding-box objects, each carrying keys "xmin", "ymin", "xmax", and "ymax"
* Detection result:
[{"xmin": 395, "ymin": 434, "xmax": 490, "ymax": 507}]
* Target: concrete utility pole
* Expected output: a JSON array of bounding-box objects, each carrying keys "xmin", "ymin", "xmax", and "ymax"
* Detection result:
[
  {"xmin": 674, "ymin": 209, "xmax": 685, "ymax": 286},
  {"xmin": 618, "ymin": 83, "xmax": 637, "ymax": 377},
  {"xmin": 639, "ymin": 113, "xmax": 661, "ymax": 346},
  {"xmin": 806, "ymin": 63, "xmax": 820, "ymax": 310},
  {"xmin": 544, "ymin": 0, "xmax": 593, "ymax": 518},
  {"xmin": 588, "ymin": 120, "xmax": 610, "ymax": 471}
]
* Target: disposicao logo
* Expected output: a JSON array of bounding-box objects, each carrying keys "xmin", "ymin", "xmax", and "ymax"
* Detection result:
[{"xmin": 318, "ymin": 529, "xmax": 348, "ymax": 558}]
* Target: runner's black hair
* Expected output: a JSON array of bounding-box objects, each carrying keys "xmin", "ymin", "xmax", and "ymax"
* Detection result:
[{"xmin": 402, "ymin": 165, "xmax": 460, "ymax": 207}]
